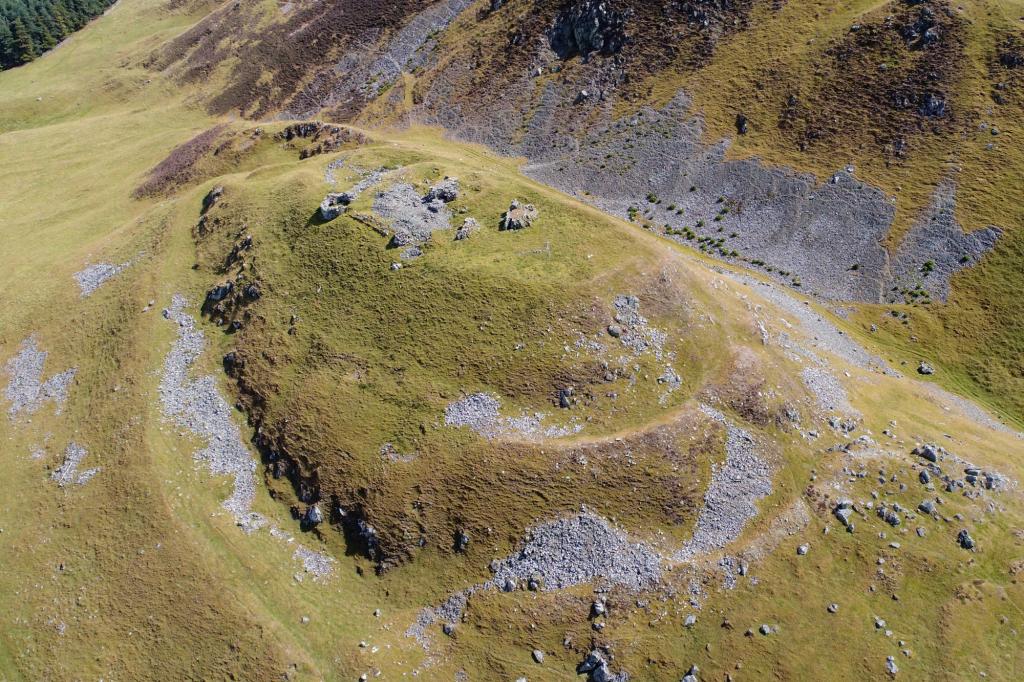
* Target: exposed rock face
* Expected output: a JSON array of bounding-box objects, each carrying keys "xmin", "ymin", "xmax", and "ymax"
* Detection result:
[
  {"xmin": 320, "ymin": 192, "xmax": 354, "ymax": 220},
  {"xmin": 549, "ymin": 0, "xmax": 628, "ymax": 60},
  {"xmin": 500, "ymin": 199, "xmax": 539, "ymax": 230}
]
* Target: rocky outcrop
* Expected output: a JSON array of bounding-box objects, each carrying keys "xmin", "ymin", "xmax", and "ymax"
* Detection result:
[
  {"xmin": 319, "ymin": 192, "xmax": 354, "ymax": 220},
  {"xmin": 499, "ymin": 199, "xmax": 538, "ymax": 230},
  {"xmin": 549, "ymin": 0, "xmax": 628, "ymax": 60}
]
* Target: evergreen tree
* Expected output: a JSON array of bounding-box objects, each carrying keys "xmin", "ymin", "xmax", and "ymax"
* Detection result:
[
  {"xmin": 12, "ymin": 16, "xmax": 34, "ymax": 63},
  {"xmin": 0, "ymin": 0, "xmax": 116, "ymax": 67}
]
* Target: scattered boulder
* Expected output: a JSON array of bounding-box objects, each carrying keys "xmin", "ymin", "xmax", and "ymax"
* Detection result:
[
  {"xmin": 957, "ymin": 528, "xmax": 975, "ymax": 550},
  {"xmin": 607, "ymin": 324, "xmax": 623, "ymax": 338},
  {"xmin": 305, "ymin": 504, "xmax": 323, "ymax": 526},
  {"xmin": 319, "ymin": 192, "xmax": 353, "ymax": 220},
  {"xmin": 206, "ymin": 282, "xmax": 233, "ymax": 304},
  {"xmin": 735, "ymin": 114, "xmax": 749, "ymax": 135},
  {"xmin": 834, "ymin": 500, "xmax": 855, "ymax": 530},
  {"xmin": 917, "ymin": 361, "xmax": 935, "ymax": 375},
  {"xmin": 759, "ymin": 624, "xmax": 772, "ymax": 635},
  {"xmin": 576, "ymin": 649, "xmax": 625, "ymax": 682},
  {"xmin": 918, "ymin": 499, "xmax": 935, "ymax": 515},
  {"xmin": 454, "ymin": 529, "xmax": 470, "ymax": 553},
  {"xmin": 500, "ymin": 199, "xmax": 539, "ymax": 230},
  {"xmin": 914, "ymin": 443, "xmax": 939, "ymax": 462},
  {"xmin": 797, "ymin": 544, "xmax": 810, "ymax": 556},
  {"xmin": 918, "ymin": 92, "xmax": 947, "ymax": 118},
  {"xmin": 532, "ymin": 649, "xmax": 545, "ymax": 664},
  {"xmin": 827, "ymin": 603, "xmax": 839, "ymax": 613},
  {"xmin": 684, "ymin": 614, "xmax": 697, "ymax": 627}
]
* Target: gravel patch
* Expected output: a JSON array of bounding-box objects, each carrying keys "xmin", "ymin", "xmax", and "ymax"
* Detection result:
[
  {"xmin": 444, "ymin": 392, "xmax": 584, "ymax": 440},
  {"xmin": 408, "ymin": 511, "xmax": 660, "ymax": 650},
  {"xmin": 73, "ymin": 261, "xmax": 130, "ymax": 297},
  {"xmin": 921, "ymin": 383, "xmax": 1024, "ymax": 439},
  {"xmin": 51, "ymin": 442, "xmax": 100, "ymax": 487},
  {"xmin": 159, "ymin": 295, "xmax": 265, "ymax": 532},
  {"xmin": 4, "ymin": 335, "xmax": 76, "ymax": 419},
  {"xmin": 675, "ymin": 406, "xmax": 773, "ymax": 561}
]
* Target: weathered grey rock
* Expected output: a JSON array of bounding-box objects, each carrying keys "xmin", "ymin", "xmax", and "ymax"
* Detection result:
[
  {"xmin": 202, "ymin": 185, "xmax": 224, "ymax": 213},
  {"xmin": 607, "ymin": 324, "xmax": 623, "ymax": 338},
  {"xmin": 919, "ymin": 470, "xmax": 931, "ymax": 484},
  {"xmin": 576, "ymin": 649, "xmax": 627, "ymax": 682},
  {"xmin": 51, "ymin": 442, "xmax": 100, "ymax": 487},
  {"xmin": 206, "ymin": 282, "xmax": 233, "ymax": 304},
  {"xmin": 306, "ymin": 504, "xmax": 323, "ymax": 525},
  {"xmin": 684, "ymin": 614, "xmax": 697, "ymax": 627},
  {"xmin": 319, "ymin": 192, "xmax": 353, "ymax": 220},
  {"xmin": 886, "ymin": 655, "xmax": 898, "ymax": 676},
  {"xmin": 375, "ymin": 182, "xmax": 452, "ymax": 242},
  {"xmin": 74, "ymin": 261, "xmax": 130, "ymax": 297},
  {"xmin": 918, "ymin": 499, "xmax": 935, "ymax": 515},
  {"xmin": 532, "ymin": 649, "xmax": 545, "ymax": 664},
  {"xmin": 797, "ymin": 544, "xmax": 809, "ymax": 556},
  {"xmin": 827, "ymin": 603, "xmax": 838, "ymax": 613},
  {"xmin": 917, "ymin": 361, "xmax": 935, "ymax": 376},
  {"xmin": 759, "ymin": 624, "xmax": 772, "ymax": 635},
  {"xmin": 675, "ymin": 406, "xmax": 773, "ymax": 561}
]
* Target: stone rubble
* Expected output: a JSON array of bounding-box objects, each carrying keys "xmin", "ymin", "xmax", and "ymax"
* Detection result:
[
  {"xmin": 3, "ymin": 335, "xmax": 76, "ymax": 419},
  {"xmin": 73, "ymin": 261, "xmax": 130, "ymax": 297},
  {"xmin": 160, "ymin": 296, "xmax": 336, "ymax": 577},
  {"xmin": 159, "ymin": 295, "xmax": 265, "ymax": 532},
  {"xmin": 374, "ymin": 182, "xmax": 453, "ymax": 245},
  {"xmin": 408, "ymin": 511, "xmax": 660, "ymax": 651},
  {"xmin": 50, "ymin": 442, "xmax": 100, "ymax": 487},
  {"xmin": 444, "ymin": 392, "xmax": 583, "ymax": 440},
  {"xmin": 675, "ymin": 406, "xmax": 773, "ymax": 561}
]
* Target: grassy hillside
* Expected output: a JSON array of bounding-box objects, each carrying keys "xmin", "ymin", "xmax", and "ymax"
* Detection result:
[{"xmin": 0, "ymin": 1, "xmax": 1023, "ymax": 680}]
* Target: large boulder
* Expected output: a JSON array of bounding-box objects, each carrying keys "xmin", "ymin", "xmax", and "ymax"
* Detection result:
[
  {"xmin": 319, "ymin": 192, "xmax": 354, "ymax": 220},
  {"xmin": 500, "ymin": 199, "xmax": 539, "ymax": 230}
]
